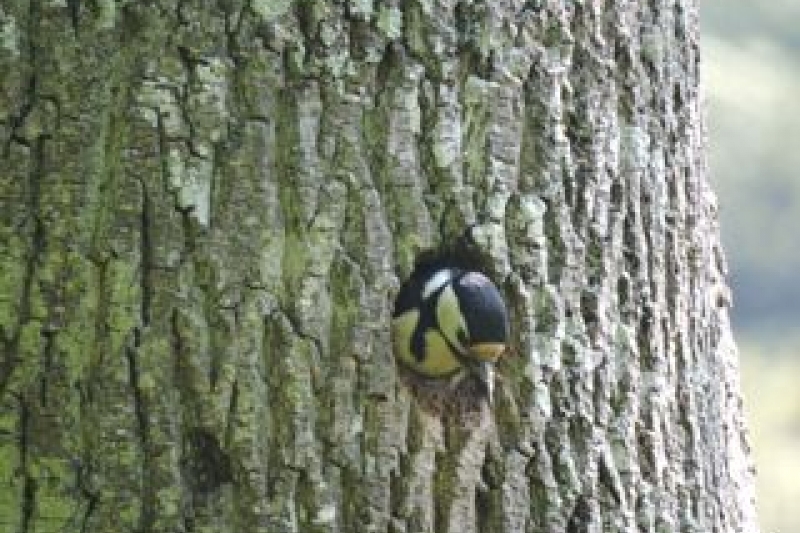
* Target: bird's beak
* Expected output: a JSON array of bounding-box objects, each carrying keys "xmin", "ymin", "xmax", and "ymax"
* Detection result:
[{"xmin": 470, "ymin": 361, "xmax": 495, "ymax": 405}]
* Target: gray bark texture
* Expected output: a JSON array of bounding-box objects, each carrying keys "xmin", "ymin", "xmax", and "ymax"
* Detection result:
[{"xmin": 0, "ymin": 1, "xmax": 758, "ymax": 532}]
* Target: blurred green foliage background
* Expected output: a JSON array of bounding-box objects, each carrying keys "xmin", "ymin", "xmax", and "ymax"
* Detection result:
[{"xmin": 701, "ymin": 3, "xmax": 800, "ymax": 532}]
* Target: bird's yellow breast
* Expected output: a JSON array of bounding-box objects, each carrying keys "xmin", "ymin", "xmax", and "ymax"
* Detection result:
[
  {"xmin": 391, "ymin": 311, "xmax": 461, "ymax": 377},
  {"xmin": 417, "ymin": 329, "xmax": 462, "ymax": 376}
]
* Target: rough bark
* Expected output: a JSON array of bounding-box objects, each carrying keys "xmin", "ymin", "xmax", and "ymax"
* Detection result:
[{"xmin": 0, "ymin": 1, "xmax": 757, "ymax": 533}]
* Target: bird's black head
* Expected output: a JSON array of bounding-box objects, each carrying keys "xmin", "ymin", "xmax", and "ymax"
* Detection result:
[
  {"xmin": 452, "ymin": 271, "xmax": 509, "ymax": 345},
  {"xmin": 394, "ymin": 225, "xmax": 510, "ymax": 367}
]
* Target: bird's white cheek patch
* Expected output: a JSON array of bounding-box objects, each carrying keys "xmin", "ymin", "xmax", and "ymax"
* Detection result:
[
  {"xmin": 422, "ymin": 269, "xmax": 454, "ymax": 299},
  {"xmin": 436, "ymin": 286, "xmax": 469, "ymax": 354}
]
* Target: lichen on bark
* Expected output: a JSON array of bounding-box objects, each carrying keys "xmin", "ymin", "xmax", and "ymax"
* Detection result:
[{"xmin": 0, "ymin": 1, "xmax": 757, "ymax": 533}]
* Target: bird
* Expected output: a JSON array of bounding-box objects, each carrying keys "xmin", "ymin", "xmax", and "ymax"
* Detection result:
[{"xmin": 391, "ymin": 266, "xmax": 509, "ymax": 402}]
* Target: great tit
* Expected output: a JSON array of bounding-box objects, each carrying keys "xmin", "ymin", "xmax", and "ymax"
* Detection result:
[{"xmin": 392, "ymin": 267, "xmax": 509, "ymax": 401}]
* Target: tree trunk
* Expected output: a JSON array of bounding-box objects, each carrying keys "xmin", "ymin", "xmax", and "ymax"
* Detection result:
[{"xmin": 0, "ymin": 1, "xmax": 758, "ymax": 532}]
